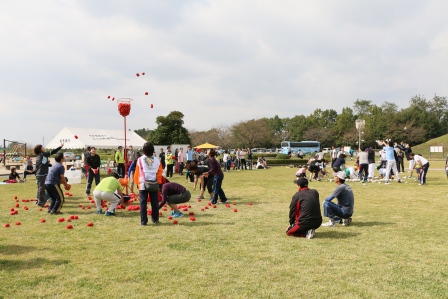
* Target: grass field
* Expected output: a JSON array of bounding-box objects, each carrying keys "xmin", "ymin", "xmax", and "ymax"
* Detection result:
[{"xmin": 1, "ymin": 164, "xmax": 448, "ymax": 298}]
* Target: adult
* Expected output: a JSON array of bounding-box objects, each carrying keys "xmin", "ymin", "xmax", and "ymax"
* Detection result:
[
  {"xmin": 234, "ymin": 148, "xmax": 241, "ymax": 170},
  {"xmin": 315, "ymin": 149, "xmax": 324, "ymax": 160},
  {"xmin": 367, "ymin": 148, "xmax": 376, "ymax": 181},
  {"xmin": 322, "ymin": 171, "xmax": 354, "ymax": 227},
  {"xmin": 330, "ymin": 146, "xmax": 338, "ymax": 167},
  {"xmin": 115, "ymin": 146, "xmax": 125, "ymax": 178},
  {"xmin": 93, "ymin": 172, "xmax": 125, "ymax": 216},
  {"xmin": 34, "ymin": 142, "xmax": 63, "ymax": 207},
  {"xmin": 396, "ymin": 148, "xmax": 405, "ymax": 173},
  {"xmin": 377, "ymin": 140, "xmax": 401, "ymax": 184},
  {"xmin": 185, "ymin": 146, "xmax": 195, "ymax": 182},
  {"xmin": 403, "ymin": 143, "xmax": 414, "ymax": 178},
  {"xmin": 204, "ymin": 148, "xmax": 228, "ymax": 204},
  {"xmin": 127, "ymin": 152, "xmax": 141, "ymax": 194},
  {"xmin": 45, "ymin": 153, "xmax": 71, "ymax": 214},
  {"xmin": 159, "ymin": 182, "xmax": 191, "ymax": 218},
  {"xmin": 357, "ymin": 147, "xmax": 369, "ymax": 182},
  {"xmin": 165, "ymin": 146, "xmax": 174, "ymax": 178},
  {"xmin": 134, "ymin": 142, "xmax": 163, "ymax": 225},
  {"xmin": 247, "ymin": 148, "xmax": 253, "ymax": 170},
  {"xmin": 286, "ymin": 177, "xmax": 322, "ymax": 239},
  {"xmin": 85, "ymin": 147, "xmax": 101, "ymax": 197},
  {"xmin": 127, "ymin": 145, "xmax": 136, "ymax": 167},
  {"xmin": 178, "ymin": 147, "xmax": 184, "ymax": 175},
  {"xmin": 84, "ymin": 146, "xmax": 91, "ymax": 177},
  {"xmin": 297, "ymin": 149, "xmax": 304, "ymax": 159},
  {"xmin": 410, "ymin": 153, "xmax": 429, "ymax": 185},
  {"xmin": 332, "ymin": 154, "xmax": 346, "ymax": 173},
  {"xmin": 239, "ymin": 148, "xmax": 247, "ymax": 170},
  {"xmin": 223, "ymin": 150, "xmax": 231, "ymax": 172},
  {"xmin": 186, "ymin": 162, "xmax": 214, "ymax": 200}
]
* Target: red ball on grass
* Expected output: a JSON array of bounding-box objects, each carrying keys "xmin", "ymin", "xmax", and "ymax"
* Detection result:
[
  {"xmin": 190, "ymin": 217, "xmax": 195, "ymax": 221},
  {"xmin": 15, "ymin": 222, "xmax": 21, "ymax": 225},
  {"xmin": 87, "ymin": 222, "xmax": 94, "ymax": 227},
  {"xmin": 39, "ymin": 208, "xmax": 42, "ymax": 211},
  {"xmin": 233, "ymin": 209, "xmax": 238, "ymax": 212},
  {"xmin": 207, "ymin": 202, "xmax": 211, "ymax": 206},
  {"xmin": 197, "ymin": 199, "xmax": 202, "ymax": 202},
  {"xmin": 173, "ymin": 220, "xmax": 178, "ymax": 224},
  {"xmin": 213, "ymin": 205, "xmax": 217, "ymax": 209},
  {"xmin": 14, "ymin": 196, "xmax": 17, "ymax": 199},
  {"xmin": 15, "ymin": 204, "xmax": 19, "ymax": 208},
  {"xmin": 66, "ymin": 225, "xmax": 73, "ymax": 229},
  {"xmin": 40, "ymin": 219, "xmax": 46, "ymax": 223},
  {"xmin": 58, "ymin": 218, "xmax": 65, "ymax": 222},
  {"xmin": 201, "ymin": 208, "xmax": 204, "ymax": 211},
  {"xmin": 4, "ymin": 223, "xmax": 10, "ymax": 227},
  {"xmin": 189, "ymin": 212, "xmax": 194, "ymax": 215},
  {"xmin": 168, "ymin": 216, "xmax": 173, "ymax": 220},
  {"xmin": 9, "ymin": 208, "xmax": 14, "ymax": 211}
]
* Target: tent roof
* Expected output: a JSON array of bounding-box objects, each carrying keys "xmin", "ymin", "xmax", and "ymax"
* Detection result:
[
  {"xmin": 45, "ymin": 127, "xmax": 147, "ymax": 149},
  {"xmin": 193, "ymin": 143, "xmax": 219, "ymax": 149}
]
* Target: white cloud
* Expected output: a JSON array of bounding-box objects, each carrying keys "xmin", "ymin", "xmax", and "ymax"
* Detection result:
[{"xmin": 0, "ymin": 0, "xmax": 447, "ymax": 146}]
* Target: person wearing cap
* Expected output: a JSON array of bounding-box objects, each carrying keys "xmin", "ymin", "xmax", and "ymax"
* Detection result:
[
  {"xmin": 322, "ymin": 171, "xmax": 354, "ymax": 227},
  {"xmin": 93, "ymin": 172, "xmax": 125, "ymax": 216},
  {"xmin": 286, "ymin": 177, "xmax": 322, "ymax": 239}
]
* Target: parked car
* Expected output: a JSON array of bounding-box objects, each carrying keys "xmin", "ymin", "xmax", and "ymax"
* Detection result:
[
  {"xmin": 63, "ymin": 152, "xmax": 76, "ymax": 162},
  {"xmin": 322, "ymin": 148, "xmax": 331, "ymax": 154}
]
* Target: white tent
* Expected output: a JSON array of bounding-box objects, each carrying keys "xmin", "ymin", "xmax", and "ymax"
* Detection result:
[{"xmin": 46, "ymin": 127, "xmax": 147, "ymax": 149}]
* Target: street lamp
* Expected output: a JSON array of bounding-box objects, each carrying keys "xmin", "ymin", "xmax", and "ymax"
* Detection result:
[{"xmin": 355, "ymin": 119, "xmax": 365, "ymax": 150}]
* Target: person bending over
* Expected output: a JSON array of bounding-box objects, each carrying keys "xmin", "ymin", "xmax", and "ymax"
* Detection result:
[
  {"xmin": 286, "ymin": 177, "xmax": 322, "ymax": 239},
  {"xmin": 93, "ymin": 172, "xmax": 125, "ymax": 216},
  {"xmin": 160, "ymin": 182, "xmax": 191, "ymax": 218}
]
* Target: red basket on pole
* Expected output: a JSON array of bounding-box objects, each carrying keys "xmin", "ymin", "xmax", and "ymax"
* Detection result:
[{"xmin": 116, "ymin": 98, "xmax": 133, "ymax": 193}]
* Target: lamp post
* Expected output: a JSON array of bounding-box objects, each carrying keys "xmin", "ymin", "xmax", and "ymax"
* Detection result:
[{"xmin": 355, "ymin": 119, "xmax": 365, "ymax": 150}]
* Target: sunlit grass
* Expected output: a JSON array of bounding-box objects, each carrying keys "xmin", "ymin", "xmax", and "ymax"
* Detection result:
[{"xmin": 1, "ymin": 165, "xmax": 447, "ymax": 298}]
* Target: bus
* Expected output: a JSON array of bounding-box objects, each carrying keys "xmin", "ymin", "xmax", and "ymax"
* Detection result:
[{"xmin": 280, "ymin": 141, "xmax": 321, "ymax": 155}]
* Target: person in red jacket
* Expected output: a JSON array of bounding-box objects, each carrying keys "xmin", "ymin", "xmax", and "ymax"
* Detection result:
[{"xmin": 286, "ymin": 177, "xmax": 322, "ymax": 239}]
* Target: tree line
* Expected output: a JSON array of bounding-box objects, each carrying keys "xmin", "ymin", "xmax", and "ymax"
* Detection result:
[{"xmin": 135, "ymin": 94, "xmax": 447, "ymax": 149}]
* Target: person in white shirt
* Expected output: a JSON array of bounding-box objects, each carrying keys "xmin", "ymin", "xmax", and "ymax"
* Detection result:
[
  {"xmin": 239, "ymin": 148, "xmax": 247, "ymax": 170},
  {"xmin": 410, "ymin": 153, "xmax": 429, "ymax": 185}
]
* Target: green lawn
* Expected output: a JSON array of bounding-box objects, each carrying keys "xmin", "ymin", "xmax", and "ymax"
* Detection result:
[{"xmin": 1, "ymin": 165, "xmax": 447, "ymax": 298}]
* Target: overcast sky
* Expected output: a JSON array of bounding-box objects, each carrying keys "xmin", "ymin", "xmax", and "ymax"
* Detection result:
[{"xmin": 1, "ymin": 0, "xmax": 447, "ymax": 147}]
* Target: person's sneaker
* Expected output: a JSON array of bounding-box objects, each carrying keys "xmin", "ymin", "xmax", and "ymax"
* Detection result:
[
  {"xmin": 322, "ymin": 220, "xmax": 337, "ymax": 227},
  {"xmin": 385, "ymin": 181, "xmax": 390, "ymax": 185},
  {"xmin": 397, "ymin": 180, "xmax": 402, "ymax": 183},
  {"xmin": 218, "ymin": 200, "xmax": 228, "ymax": 204},
  {"xmin": 50, "ymin": 211, "xmax": 63, "ymax": 215},
  {"xmin": 342, "ymin": 218, "xmax": 352, "ymax": 226},
  {"xmin": 105, "ymin": 211, "xmax": 115, "ymax": 216},
  {"xmin": 198, "ymin": 195, "xmax": 205, "ymax": 199},
  {"xmin": 306, "ymin": 229, "xmax": 315, "ymax": 239},
  {"xmin": 97, "ymin": 209, "xmax": 103, "ymax": 214},
  {"xmin": 168, "ymin": 211, "xmax": 175, "ymax": 216},
  {"xmin": 408, "ymin": 176, "xmax": 412, "ymax": 178},
  {"xmin": 173, "ymin": 211, "xmax": 184, "ymax": 218}
]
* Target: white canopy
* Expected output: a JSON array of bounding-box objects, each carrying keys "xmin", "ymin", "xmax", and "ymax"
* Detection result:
[{"xmin": 45, "ymin": 127, "xmax": 147, "ymax": 149}]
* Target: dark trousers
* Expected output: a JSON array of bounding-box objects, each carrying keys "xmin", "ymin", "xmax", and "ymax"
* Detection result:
[
  {"xmin": 24, "ymin": 170, "xmax": 36, "ymax": 179},
  {"xmin": 420, "ymin": 163, "xmax": 429, "ymax": 184},
  {"xmin": 45, "ymin": 184, "xmax": 65, "ymax": 213},
  {"xmin": 167, "ymin": 164, "xmax": 174, "ymax": 178},
  {"xmin": 86, "ymin": 170, "xmax": 101, "ymax": 195},
  {"xmin": 358, "ymin": 164, "xmax": 369, "ymax": 181},
  {"xmin": 36, "ymin": 176, "xmax": 47, "ymax": 205},
  {"xmin": 139, "ymin": 189, "xmax": 159, "ymax": 225},
  {"xmin": 178, "ymin": 162, "xmax": 184, "ymax": 175},
  {"xmin": 211, "ymin": 174, "xmax": 227, "ymax": 204},
  {"xmin": 240, "ymin": 159, "xmax": 247, "ymax": 170},
  {"xmin": 117, "ymin": 163, "xmax": 125, "ymax": 177},
  {"xmin": 286, "ymin": 218, "xmax": 321, "ymax": 237},
  {"xmin": 185, "ymin": 160, "xmax": 194, "ymax": 182},
  {"xmin": 397, "ymin": 159, "xmax": 404, "ymax": 172}
]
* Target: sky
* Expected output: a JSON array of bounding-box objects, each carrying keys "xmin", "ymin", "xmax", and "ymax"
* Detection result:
[{"xmin": 1, "ymin": 0, "xmax": 447, "ymax": 147}]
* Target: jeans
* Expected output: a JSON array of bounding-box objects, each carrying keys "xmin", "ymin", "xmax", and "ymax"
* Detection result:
[
  {"xmin": 240, "ymin": 159, "xmax": 247, "ymax": 170},
  {"xmin": 139, "ymin": 189, "xmax": 159, "ymax": 225},
  {"xmin": 86, "ymin": 170, "xmax": 101, "ymax": 195},
  {"xmin": 36, "ymin": 176, "xmax": 47, "ymax": 205},
  {"xmin": 211, "ymin": 174, "xmax": 227, "ymax": 204},
  {"xmin": 323, "ymin": 201, "xmax": 351, "ymax": 222}
]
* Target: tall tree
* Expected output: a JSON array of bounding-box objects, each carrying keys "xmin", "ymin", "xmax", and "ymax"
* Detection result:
[
  {"xmin": 353, "ymin": 99, "xmax": 372, "ymax": 118},
  {"xmin": 148, "ymin": 111, "xmax": 191, "ymax": 145},
  {"xmin": 231, "ymin": 119, "xmax": 274, "ymax": 149},
  {"xmin": 134, "ymin": 128, "xmax": 151, "ymax": 140}
]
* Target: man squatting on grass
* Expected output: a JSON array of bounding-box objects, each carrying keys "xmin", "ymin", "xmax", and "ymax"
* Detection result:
[
  {"xmin": 93, "ymin": 172, "xmax": 125, "ymax": 216},
  {"xmin": 322, "ymin": 171, "xmax": 354, "ymax": 227},
  {"xmin": 160, "ymin": 182, "xmax": 192, "ymax": 218},
  {"xmin": 286, "ymin": 177, "xmax": 322, "ymax": 239},
  {"xmin": 45, "ymin": 153, "xmax": 71, "ymax": 214}
]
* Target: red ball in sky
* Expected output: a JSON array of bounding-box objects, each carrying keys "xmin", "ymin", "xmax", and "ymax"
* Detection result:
[
  {"xmin": 150, "ymin": 104, "xmax": 153, "ymax": 108},
  {"xmin": 107, "ymin": 96, "xmax": 110, "ymax": 99},
  {"xmin": 136, "ymin": 73, "xmax": 140, "ymax": 77},
  {"xmin": 145, "ymin": 92, "xmax": 148, "ymax": 95},
  {"xmin": 74, "ymin": 135, "xmax": 78, "ymax": 139},
  {"xmin": 142, "ymin": 72, "xmax": 145, "ymax": 75}
]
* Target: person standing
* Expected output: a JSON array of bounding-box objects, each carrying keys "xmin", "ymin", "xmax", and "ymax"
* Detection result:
[
  {"xmin": 367, "ymin": 147, "xmax": 376, "ymax": 181},
  {"xmin": 165, "ymin": 146, "xmax": 174, "ymax": 178},
  {"xmin": 330, "ymin": 146, "xmax": 338, "ymax": 168},
  {"xmin": 134, "ymin": 142, "xmax": 163, "ymax": 225},
  {"xmin": 84, "ymin": 146, "xmax": 91, "ymax": 178},
  {"xmin": 322, "ymin": 171, "xmax": 354, "ymax": 227},
  {"xmin": 45, "ymin": 153, "xmax": 71, "ymax": 214},
  {"xmin": 247, "ymin": 148, "xmax": 253, "ymax": 170},
  {"xmin": 127, "ymin": 145, "xmax": 136, "ymax": 168},
  {"xmin": 174, "ymin": 148, "xmax": 179, "ymax": 174},
  {"xmin": 93, "ymin": 172, "xmax": 125, "ymax": 216},
  {"xmin": 34, "ymin": 142, "xmax": 63, "ymax": 207},
  {"xmin": 357, "ymin": 147, "xmax": 369, "ymax": 183},
  {"xmin": 239, "ymin": 148, "xmax": 247, "ymax": 170},
  {"xmin": 204, "ymin": 149, "xmax": 228, "ymax": 204},
  {"xmin": 286, "ymin": 177, "xmax": 322, "ymax": 239},
  {"xmin": 115, "ymin": 146, "xmax": 125, "ymax": 178},
  {"xmin": 185, "ymin": 146, "xmax": 195, "ymax": 182},
  {"xmin": 86, "ymin": 147, "xmax": 101, "ymax": 196},
  {"xmin": 127, "ymin": 152, "xmax": 141, "ymax": 194},
  {"xmin": 396, "ymin": 148, "xmax": 404, "ymax": 173},
  {"xmin": 410, "ymin": 153, "xmax": 429, "ymax": 185},
  {"xmin": 402, "ymin": 143, "xmax": 414, "ymax": 178},
  {"xmin": 159, "ymin": 182, "xmax": 191, "ymax": 218},
  {"xmin": 159, "ymin": 148, "xmax": 166, "ymax": 170},
  {"xmin": 178, "ymin": 147, "xmax": 184, "ymax": 175},
  {"xmin": 377, "ymin": 140, "xmax": 401, "ymax": 184}
]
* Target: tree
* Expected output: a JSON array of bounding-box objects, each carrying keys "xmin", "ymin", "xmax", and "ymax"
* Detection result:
[
  {"xmin": 333, "ymin": 107, "xmax": 356, "ymax": 144},
  {"xmin": 303, "ymin": 127, "xmax": 335, "ymax": 147},
  {"xmin": 231, "ymin": 119, "xmax": 274, "ymax": 149},
  {"xmin": 148, "ymin": 111, "xmax": 191, "ymax": 145},
  {"xmin": 134, "ymin": 128, "xmax": 151, "ymax": 140},
  {"xmin": 353, "ymin": 99, "xmax": 372, "ymax": 118}
]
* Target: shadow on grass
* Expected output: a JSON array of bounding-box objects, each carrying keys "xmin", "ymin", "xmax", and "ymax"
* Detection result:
[
  {"xmin": 352, "ymin": 221, "xmax": 393, "ymax": 227},
  {"xmin": 316, "ymin": 230, "xmax": 361, "ymax": 239},
  {"xmin": 0, "ymin": 258, "xmax": 69, "ymax": 271},
  {"xmin": 0, "ymin": 244, "xmax": 36, "ymax": 255}
]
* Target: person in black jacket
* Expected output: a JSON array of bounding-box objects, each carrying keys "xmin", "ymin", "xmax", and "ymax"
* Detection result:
[
  {"xmin": 286, "ymin": 178, "xmax": 322, "ymax": 239},
  {"xmin": 34, "ymin": 142, "xmax": 64, "ymax": 207},
  {"xmin": 85, "ymin": 147, "xmax": 101, "ymax": 196}
]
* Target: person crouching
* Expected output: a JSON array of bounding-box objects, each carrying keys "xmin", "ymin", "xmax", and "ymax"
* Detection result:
[
  {"xmin": 93, "ymin": 172, "xmax": 125, "ymax": 216},
  {"xmin": 160, "ymin": 182, "xmax": 191, "ymax": 218}
]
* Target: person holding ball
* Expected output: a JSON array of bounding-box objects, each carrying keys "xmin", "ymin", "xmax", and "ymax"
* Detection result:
[{"xmin": 45, "ymin": 153, "xmax": 70, "ymax": 214}]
